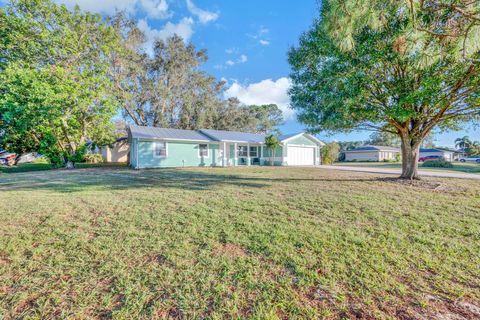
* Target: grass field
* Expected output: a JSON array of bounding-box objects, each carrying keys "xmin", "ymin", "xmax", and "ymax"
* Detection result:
[
  {"xmin": 0, "ymin": 162, "xmax": 127, "ymax": 174},
  {"xmin": 334, "ymin": 161, "xmax": 480, "ymax": 174},
  {"xmin": 1, "ymin": 167, "xmax": 479, "ymax": 319}
]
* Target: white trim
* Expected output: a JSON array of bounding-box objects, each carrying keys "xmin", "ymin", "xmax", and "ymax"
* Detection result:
[
  {"xmin": 287, "ymin": 144, "xmax": 316, "ymax": 148},
  {"xmin": 135, "ymin": 138, "xmax": 139, "ymax": 169},
  {"xmin": 136, "ymin": 137, "xmax": 213, "ymax": 143},
  {"xmin": 153, "ymin": 141, "xmax": 168, "ymax": 158},
  {"xmin": 198, "ymin": 143, "xmax": 209, "ymax": 158},
  {"xmin": 281, "ymin": 133, "xmax": 325, "ymax": 145}
]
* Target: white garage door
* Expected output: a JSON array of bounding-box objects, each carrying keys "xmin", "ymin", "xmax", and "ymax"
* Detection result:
[{"xmin": 287, "ymin": 146, "xmax": 315, "ymax": 166}]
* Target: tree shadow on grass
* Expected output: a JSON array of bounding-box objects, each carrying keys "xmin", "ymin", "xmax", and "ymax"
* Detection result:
[{"xmin": 0, "ymin": 167, "xmax": 384, "ymax": 193}]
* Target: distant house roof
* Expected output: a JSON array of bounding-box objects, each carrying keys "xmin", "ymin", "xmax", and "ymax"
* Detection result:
[
  {"xmin": 129, "ymin": 126, "xmax": 213, "ymax": 142},
  {"xmin": 420, "ymin": 148, "xmax": 455, "ymax": 153},
  {"xmin": 345, "ymin": 145, "xmax": 400, "ymax": 153},
  {"xmin": 199, "ymin": 129, "xmax": 265, "ymax": 143},
  {"xmin": 129, "ymin": 125, "xmax": 324, "ymax": 144}
]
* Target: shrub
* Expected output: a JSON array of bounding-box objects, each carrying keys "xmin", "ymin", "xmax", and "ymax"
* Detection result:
[
  {"xmin": 321, "ymin": 142, "xmax": 340, "ymax": 165},
  {"xmin": 421, "ymin": 159, "xmax": 453, "ymax": 168},
  {"xmin": 31, "ymin": 156, "xmax": 50, "ymax": 164},
  {"xmin": 84, "ymin": 154, "xmax": 104, "ymax": 164}
]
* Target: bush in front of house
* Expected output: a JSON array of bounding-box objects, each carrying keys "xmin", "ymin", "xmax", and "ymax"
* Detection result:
[
  {"xmin": 321, "ymin": 142, "xmax": 340, "ymax": 165},
  {"xmin": 84, "ymin": 154, "xmax": 104, "ymax": 164},
  {"xmin": 421, "ymin": 159, "xmax": 453, "ymax": 168}
]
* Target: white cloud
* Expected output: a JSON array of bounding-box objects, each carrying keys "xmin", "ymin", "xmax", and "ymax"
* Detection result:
[
  {"xmin": 138, "ymin": 17, "xmax": 194, "ymax": 54},
  {"xmin": 221, "ymin": 54, "xmax": 247, "ymax": 68},
  {"xmin": 247, "ymin": 26, "xmax": 270, "ymax": 46},
  {"xmin": 140, "ymin": 0, "xmax": 172, "ymax": 19},
  {"xmin": 55, "ymin": 0, "xmax": 137, "ymax": 14},
  {"xmin": 225, "ymin": 77, "xmax": 294, "ymax": 118},
  {"xmin": 185, "ymin": 0, "xmax": 219, "ymax": 24}
]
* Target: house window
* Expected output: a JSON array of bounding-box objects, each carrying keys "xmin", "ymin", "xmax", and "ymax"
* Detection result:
[
  {"xmin": 154, "ymin": 142, "xmax": 167, "ymax": 157},
  {"xmin": 199, "ymin": 144, "xmax": 209, "ymax": 157},
  {"xmin": 237, "ymin": 145, "xmax": 248, "ymax": 157},
  {"xmin": 249, "ymin": 146, "xmax": 258, "ymax": 157}
]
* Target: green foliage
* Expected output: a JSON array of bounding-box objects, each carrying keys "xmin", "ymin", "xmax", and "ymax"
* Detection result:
[
  {"xmin": 264, "ymin": 134, "xmax": 280, "ymax": 166},
  {"xmin": 66, "ymin": 144, "xmax": 86, "ymax": 164},
  {"xmin": 84, "ymin": 153, "xmax": 104, "ymax": 164},
  {"xmin": 321, "ymin": 142, "xmax": 340, "ymax": 165},
  {"xmin": 0, "ymin": 163, "xmax": 53, "ymax": 173},
  {"xmin": 421, "ymin": 159, "xmax": 454, "ymax": 168},
  {"xmin": 31, "ymin": 157, "xmax": 49, "ymax": 164},
  {"xmin": 288, "ymin": 0, "xmax": 480, "ymax": 179},
  {"xmin": 0, "ymin": 0, "xmax": 119, "ymax": 165},
  {"xmin": 111, "ymin": 15, "xmax": 283, "ymax": 134},
  {"xmin": 366, "ymin": 132, "xmax": 400, "ymax": 147}
]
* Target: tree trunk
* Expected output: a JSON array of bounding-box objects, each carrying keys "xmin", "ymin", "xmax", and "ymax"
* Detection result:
[{"xmin": 400, "ymin": 137, "xmax": 420, "ymax": 180}]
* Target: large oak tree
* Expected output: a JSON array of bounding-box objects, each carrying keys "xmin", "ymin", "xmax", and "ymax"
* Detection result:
[{"xmin": 289, "ymin": 0, "xmax": 480, "ymax": 179}]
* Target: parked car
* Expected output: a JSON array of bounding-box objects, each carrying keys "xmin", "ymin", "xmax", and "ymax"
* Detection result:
[
  {"xmin": 459, "ymin": 156, "xmax": 480, "ymax": 163},
  {"xmin": 418, "ymin": 155, "xmax": 442, "ymax": 162}
]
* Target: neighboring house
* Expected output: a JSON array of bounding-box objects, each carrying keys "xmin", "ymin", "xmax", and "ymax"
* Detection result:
[
  {"xmin": 128, "ymin": 125, "xmax": 324, "ymax": 169},
  {"xmin": 100, "ymin": 137, "xmax": 129, "ymax": 163},
  {"xmin": 343, "ymin": 145, "xmax": 400, "ymax": 162},
  {"xmin": 419, "ymin": 148, "xmax": 455, "ymax": 162}
]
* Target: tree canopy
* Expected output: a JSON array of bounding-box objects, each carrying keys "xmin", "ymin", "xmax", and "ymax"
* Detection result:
[
  {"xmin": 289, "ymin": 0, "xmax": 480, "ymax": 179},
  {"xmin": 111, "ymin": 15, "xmax": 283, "ymax": 133},
  {"xmin": 0, "ymin": 0, "xmax": 119, "ymax": 164}
]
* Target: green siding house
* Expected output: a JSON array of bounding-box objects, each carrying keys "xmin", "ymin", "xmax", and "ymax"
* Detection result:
[{"xmin": 128, "ymin": 126, "xmax": 324, "ymax": 169}]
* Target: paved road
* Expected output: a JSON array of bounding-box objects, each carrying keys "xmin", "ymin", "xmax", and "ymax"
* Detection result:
[{"xmin": 318, "ymin": 165, "xmax": 480, "ymax": 180}]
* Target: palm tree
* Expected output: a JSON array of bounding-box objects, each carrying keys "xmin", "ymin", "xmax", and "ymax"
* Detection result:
[
  {"xmin": 455, "ymin": 136, "xmax": 472, "ymax": 156},
  {"xmin": 264, "ymin": 135, "xmax": 280, "ymax": 166}
]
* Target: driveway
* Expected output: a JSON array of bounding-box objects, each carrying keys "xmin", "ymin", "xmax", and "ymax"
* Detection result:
[{"xmin": 318, "ymin": 165, "xmax": 480, "ymax": 180}]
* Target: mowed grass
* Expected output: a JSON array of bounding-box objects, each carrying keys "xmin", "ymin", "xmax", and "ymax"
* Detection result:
[
  {"xmin": 334, "ymin": 161, "xmax": 480, "ymax": 174},
  {"xmin": 0, "ymin": 167, "xmax": 479, "ymax": 319}
]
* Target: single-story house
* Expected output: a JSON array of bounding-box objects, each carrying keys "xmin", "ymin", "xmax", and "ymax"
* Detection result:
[
  {"xmin": 419, "ymin": 148, "xmax": 455, "ymax": 161},
  {"xmin": 128, "ymin": 125, "xmax": 324, "ymax": 169},
  {"xmin": 343, "ymin": 145, "xmax": 400, "ymax": 162},
  {"xmin": 100, "ymin": 137, "xmax": 129, "ymax": 163}
]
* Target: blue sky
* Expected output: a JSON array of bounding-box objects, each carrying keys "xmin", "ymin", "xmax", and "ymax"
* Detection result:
[{"xmin": 22, "ymin": 1, "xmax": 480, "ymax": 146}]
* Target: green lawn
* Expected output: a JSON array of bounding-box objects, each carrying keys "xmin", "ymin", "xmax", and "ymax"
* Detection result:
[
  {"xmin": 1, "ymin": 167, "xmax": 479, "ymax": 319},
  {"xmin": 334, "ymin": 161, "xmax": 480, "ymax": 174},
  {"xmin": 0, "ymin": 162, "xmax": 127, "ymax": 174}
]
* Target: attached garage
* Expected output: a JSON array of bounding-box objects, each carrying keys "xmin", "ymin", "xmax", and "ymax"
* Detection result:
[
  {"xmin": 287, "ymin": 145, "xmax": 315, "ymax": 165},
  {"xmin": 279, "ymin": 133, "xmax": 324, "ymax": 166}
]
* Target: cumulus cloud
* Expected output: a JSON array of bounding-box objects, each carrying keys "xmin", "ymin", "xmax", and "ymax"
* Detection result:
[
  {"xmin": 259, "ymin": 40, "xmax": 270, "ymax": 46},
  {"xmin": 139, "ymin": 0, "xmax": 172, "ymax": 19},
  {"xmin": 185, "ymin": 0, "xmax": 219, "ymax": 24},
  {"xmin": 225, "ymin": 77, "xmax": 294, "ymax": 118},
  {"xmin": 138, "ymin": 17, "xmax": 194, "ymax": 54}
]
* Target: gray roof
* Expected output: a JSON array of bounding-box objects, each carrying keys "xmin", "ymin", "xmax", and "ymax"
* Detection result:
[
  {"xmin": 420, "ymin": 148, "xmax": 455, "ymax": 153},
  {"xmin": 129, "ymin": 125, "xmax": 323, "ymax": 144},
  {"xmin": 199, "ymin": 129, "xmax": 265, "ymax": 143},
  {"xmin": 129, "ymin": 125, "xmax": 213, "ymax": 141},
  {"xmin": 346, "ymin": 145, "xmax": 400, "ymax": 152}
]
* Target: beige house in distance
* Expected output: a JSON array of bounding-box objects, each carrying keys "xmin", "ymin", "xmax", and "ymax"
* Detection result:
[
  {"xmin": 343, "ymin": 145, "xmax": 400, "ymax": 162},
  {"xmin": 100, "ymin": 137, "xmax": 129, "ymax": 163}
]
